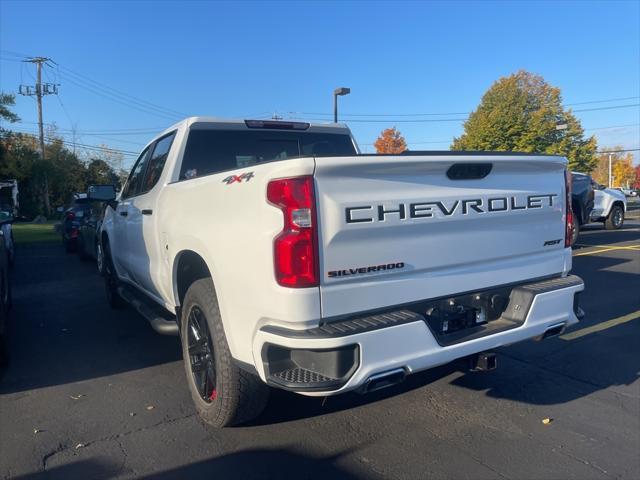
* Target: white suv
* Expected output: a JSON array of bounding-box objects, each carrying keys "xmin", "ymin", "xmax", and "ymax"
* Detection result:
[{"xmin": 590, "ymin": 182, "xmax": 627, "ymax": 230}]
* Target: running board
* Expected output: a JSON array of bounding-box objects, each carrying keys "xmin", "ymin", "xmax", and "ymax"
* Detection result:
[{"xmin": 117, "ymin": 285, "xmax": 179, "ymax": 336}]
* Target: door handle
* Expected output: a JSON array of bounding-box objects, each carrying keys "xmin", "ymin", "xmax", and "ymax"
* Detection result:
[
  {"xmin": 119, "ymin": 211, "xmax": 128, "ymax": 217},
  {"xmin": 142, "ymin": 209, "xmax": 153, "ymax": 216}
]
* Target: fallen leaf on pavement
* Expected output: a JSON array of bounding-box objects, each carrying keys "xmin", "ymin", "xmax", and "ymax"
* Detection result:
[
  {"xmin": 146, "ymin": 405, "xmax": 155, "ymax": 411},
  {"xmin": 75, "ymin": 443, "xmax": 84, "ymax": 450},
  {"xmin": 70, "ymin": 394, "xmax": 85, "ymax": 400},
  {"xmin": 542, "ymin": 418, "xmax": 553, "ymax": 425},
  {"xmin": 33, "ymin": 429, "xmax": 43, "ymax": 434}
]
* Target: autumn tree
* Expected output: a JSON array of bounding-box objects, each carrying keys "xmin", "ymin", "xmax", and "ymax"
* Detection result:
[
  {"xmin": 612, "ymin": 157, "xmax": 635, "ymax": 188},
  {"xmin": 374, "ymin": 127, "xmax": 407, "ymax": 154},
  {"xmin": 591, "ymin": 147, "xmax": 633, "ymax": 186},
  {"xmin": 634, "ymin": 165, "xmax": 640, "ymax": 189},
  {"xmin": 452, "ymin": 71, "xmax": 597, "ymax": 172}
]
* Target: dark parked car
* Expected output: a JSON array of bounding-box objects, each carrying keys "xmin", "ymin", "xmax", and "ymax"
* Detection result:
[
  {"xmin": 0, "ymin": 214, "xmax": 12, "ymax": 365},
  {"xmin": 77, "ymin": 202, "xmax": 106, "ymax": 273},
  {"xmin": 570, "ymin": 172, "xmax": 595, "ymax": 244},
  {"xmin": 62, "ymin": 199, "xmax": 92, "ymax": 253},
  {"xmin": 0, "ymin": 210, "xmax": 14, "ymax": 267}
]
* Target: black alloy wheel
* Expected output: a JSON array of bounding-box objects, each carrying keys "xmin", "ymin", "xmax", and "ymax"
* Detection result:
[{"xmin": 187, "ymin": 305, "xmax": 217, "ymax": 403}]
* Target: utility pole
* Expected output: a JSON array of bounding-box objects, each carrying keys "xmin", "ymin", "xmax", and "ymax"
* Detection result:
[
  {"xmin": 19, "ymin": 57, "xmax": 57, "ymax": 216},
  {"xmin": 608, "ymin": 153, "xmax": 613, "ymax": 188}
]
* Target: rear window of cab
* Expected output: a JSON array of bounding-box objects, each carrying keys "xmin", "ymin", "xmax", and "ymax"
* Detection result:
[{"xmin": 179, "ymin": 129, "xmax": 356, "ymax": 180}]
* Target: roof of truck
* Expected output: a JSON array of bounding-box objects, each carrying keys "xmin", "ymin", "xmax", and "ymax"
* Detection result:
[{"xmin": 160, "ymin": 116, "xmax": 351, "ymax": 135}]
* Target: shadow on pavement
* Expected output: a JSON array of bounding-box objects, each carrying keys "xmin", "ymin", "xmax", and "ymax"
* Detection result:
[
  {"xmin": 0, "ymin": 243, "xmax": 181, "ymax": 394},
  {"xmin": 14, "ymin": 449, "xmax": 364, "ymax": 480}
]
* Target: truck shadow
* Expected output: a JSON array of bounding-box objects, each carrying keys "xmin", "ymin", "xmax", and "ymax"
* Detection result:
[{"xmin": 13, "ymin": 448, "xmax": 365, "ymax": 480}]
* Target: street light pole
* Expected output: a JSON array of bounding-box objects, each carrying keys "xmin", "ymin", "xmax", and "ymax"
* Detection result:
[
  {"xmin": 333, "ymin": 87, "xmax": 351, "ymax": 123},
  {"xmin": 608, "ymin": 153, "xmax": 612, "ymax": 188}
]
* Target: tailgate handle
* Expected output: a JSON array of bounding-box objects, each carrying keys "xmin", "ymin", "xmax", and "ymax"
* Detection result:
[{"xmin": 447, "ymin": 163, "xmax": 492, "ymax": 180}]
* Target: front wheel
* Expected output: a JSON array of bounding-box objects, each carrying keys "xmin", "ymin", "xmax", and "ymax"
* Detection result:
[
  {"xmin": 605, "ymin": 205, "xmax": 624, "ymax": 230},
  {"xmin": 181, "ymin": 278, "xmax": 269, "ymax": 428}
]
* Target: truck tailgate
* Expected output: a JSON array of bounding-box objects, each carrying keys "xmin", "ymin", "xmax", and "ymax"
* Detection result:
[{"xmin": 314, "ymin": 154, "xmax": 570, "ymax": 318}]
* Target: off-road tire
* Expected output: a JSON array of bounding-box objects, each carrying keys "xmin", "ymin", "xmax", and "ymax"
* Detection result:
[
  {"xmin": 605, "ymin": 205, "xmax": 624, "ymax": 230},
  {"xmin": 571, "ymin": 217, "xmax": 580, "ymax": 245},
  {"xmin": 181, "ymin": 278, "xmax": 269, "ymax": 428},
  {"xmin": 64, "ymin": 239, "xmax": 74, "ymax": 253},
  {"xmin": 78, "ymin": 236, "xmax": 91, "ymax": 261},
  {"xmin": 103, "ymin": 242, "xmax": 125, "ymax": 309},
  {"xmin": 96, "ymin": 240, "xmax": 105, "ymax": 276}
]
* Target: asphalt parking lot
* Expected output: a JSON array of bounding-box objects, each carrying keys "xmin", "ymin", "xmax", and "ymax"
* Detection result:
[{"xmin": 1, "ymin": 212, "xmax": 639, "ymax": 479}]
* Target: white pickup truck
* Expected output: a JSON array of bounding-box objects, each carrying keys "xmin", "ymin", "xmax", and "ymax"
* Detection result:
[{"xmin": 92, "ymin": 118, "xmax": 584, "ymax": 427}]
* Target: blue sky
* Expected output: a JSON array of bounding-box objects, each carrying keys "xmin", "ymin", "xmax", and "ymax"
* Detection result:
[{"xmin": 1, "ymin": 0, "xmax": 639, "ymax": 167}]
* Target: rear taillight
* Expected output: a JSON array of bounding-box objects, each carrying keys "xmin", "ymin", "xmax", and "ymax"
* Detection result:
[
  {"xmin": 267, "ymin": 176, "xmax": 319, "ymax": 288},
  {"xmin": 65, "ymin": 211, "xmax": 75, "ymax": 221},
  {"xmin": 565, "ymin": 170, "xmax": 574, "ymax": 247}
]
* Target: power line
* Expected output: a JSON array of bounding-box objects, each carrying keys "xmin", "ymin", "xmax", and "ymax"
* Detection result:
[
  {"xmin": 291, "ymin": 96, "xmax": 640, "ymax": 118},
  {"xmin": 596, "ymin": 148, "xmax": 640, "ymax": 153},
  {"xmin": 58, "ymin": 64, "xmax": 188, "ymax": 118},
  {"xmin": 565, "ymin": 96, "xmax": 640, "ymax": 106},
  {"xmin": 585, "ymin": 123, "xmax": 640, "ymax": 131},
  {"xmin": 59, "ymin": 73, "xmax": 181, "ymax": 121},
  {"xmin": 15, "ymin": 121, "xmax": 163, "ymax": 136},
  {"xmin": 289, "ymin": 103, "xmax": 639, "ymax": 123},
  {"xmin": 1, "ymin": 128, "xmax": 139, "ymax": 156},
  {"xmin": 572, "ymin": 104, "xmax": 640, "ymax": 113},
  {"xmin": 57, "ymin": 67, "xmax": 186, "ymax": 120}
]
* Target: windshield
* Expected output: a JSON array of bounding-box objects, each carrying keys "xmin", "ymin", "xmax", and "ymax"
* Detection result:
[{"xmin": 179, "ymin": 129, "xmax": 356, "ymax": 180}]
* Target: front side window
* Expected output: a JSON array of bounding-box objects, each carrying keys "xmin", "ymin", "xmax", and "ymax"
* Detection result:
[
  {"xmin": 179, "ymin": 129, "xmax": 356, "ymax": 180},
  {"xmin": 142, "ymin": 132, "xmax": 176, "ymax": 193},
  {"xmin": 122, "ymin": 147, "xmax": 150, "ymax": 199}
]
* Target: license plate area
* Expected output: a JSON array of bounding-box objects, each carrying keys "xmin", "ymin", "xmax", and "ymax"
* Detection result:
[{"xmin": 420, "ymin": 286, "xmax": 520, "ymax": 346}]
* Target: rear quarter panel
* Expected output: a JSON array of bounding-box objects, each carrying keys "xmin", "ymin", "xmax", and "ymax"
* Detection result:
[{"xmin": 160, "ymin": 157, "xmax": 321, "ymax": 364}]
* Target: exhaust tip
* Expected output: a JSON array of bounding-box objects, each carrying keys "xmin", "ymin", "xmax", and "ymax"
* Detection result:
[
  {"xmin": 541, "ymin": 323, "xmax": 566, "ymax": 340},
  {"xmin": 362, "ymin": 368, "xmax": 406, "ymax": 393}
]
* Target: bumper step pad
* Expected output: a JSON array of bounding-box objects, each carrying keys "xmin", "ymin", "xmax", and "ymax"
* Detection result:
[{"xmin": 271, "ymin": 367, "xmax": 335, "ymax": 384}]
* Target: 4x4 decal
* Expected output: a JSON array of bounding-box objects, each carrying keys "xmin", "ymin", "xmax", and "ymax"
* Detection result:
[{"xmin": 222, "ymin": 171, "xmax": 255, "ymax": 185}]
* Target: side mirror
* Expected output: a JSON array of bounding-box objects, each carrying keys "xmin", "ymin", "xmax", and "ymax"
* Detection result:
[{"xmin": 88, "ymin": 184, "xmax": 117, "ymax": 202}]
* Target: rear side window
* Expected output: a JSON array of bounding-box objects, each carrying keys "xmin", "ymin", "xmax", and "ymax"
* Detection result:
[
  {"xmin": 122, "ymin": 147, "xmax": 150, "ymax": 199},
  {"xmin": 142, "ymin": 131, "xmax": 176, "ymax": 193},
  {"xmin": 179, "ymin": 130, "xmax": 356, "ymax": 180}
]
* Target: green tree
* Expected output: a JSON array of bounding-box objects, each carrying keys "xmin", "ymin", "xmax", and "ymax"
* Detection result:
[
  {"xmin": 0, "ymin": 92, "xmax": 20, "ymax": 123},
  {"xmin": 452, "ymin": 71, "xmax": 597, "ymax": 172},
  {"xmin": 85, "ymin": 158, "xmax": 119, "ymax": 187},
  {"xmin": 1, "ymin": 128, "xmax": 122, "ymax": 217}
]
